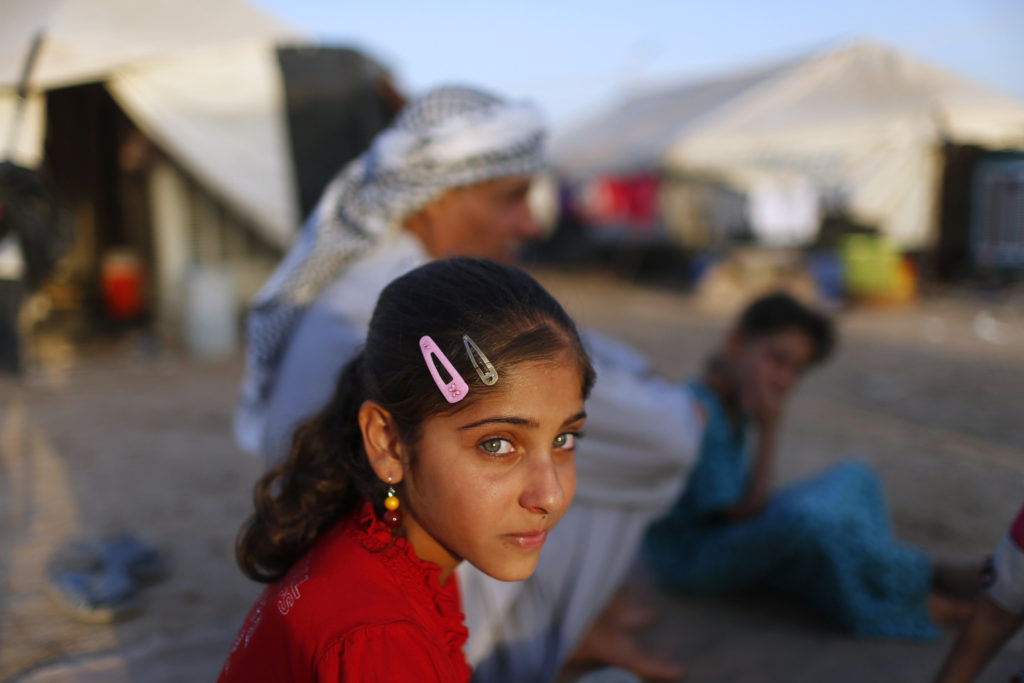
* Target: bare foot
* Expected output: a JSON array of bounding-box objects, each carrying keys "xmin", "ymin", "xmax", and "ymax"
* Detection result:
[
  {"xmin": 928, "ymin": 593, "xmax": 975, "ymax": 628},
  {"xmin": 570, "ymin": 591, "xmax": 685, "ymax": 681}
]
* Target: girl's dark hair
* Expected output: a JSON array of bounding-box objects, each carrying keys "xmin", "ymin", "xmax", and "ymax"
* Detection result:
[
  {"xmin": 238, "ymin": 257, "xmax": 595, "ymax": 582},
  {"xmin": 736, "ymin": 292, "xmax": 835, "ymax": 365}
]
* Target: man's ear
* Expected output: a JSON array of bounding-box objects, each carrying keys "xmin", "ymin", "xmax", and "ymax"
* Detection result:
[
  {"xmin": 403, "ymin": 205, "xmax": 428, "ymax": 236},
  {"xmin": 401, "ymin": 194, "xmax": 446, "ymax": 256},
  {"xmin": 358, "ymin": 400, "xmax": 405, "ymax": 484}
]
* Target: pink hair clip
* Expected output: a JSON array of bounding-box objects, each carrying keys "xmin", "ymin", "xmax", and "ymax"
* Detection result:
[{"xmin": 419, "ymin": 335, "xmax": 469, "ymax": 403}]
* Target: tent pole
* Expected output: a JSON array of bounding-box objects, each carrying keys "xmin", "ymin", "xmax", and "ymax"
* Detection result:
[{"xmin": 4, "ymin": 32, "xmax": 45, "ymax": 162}]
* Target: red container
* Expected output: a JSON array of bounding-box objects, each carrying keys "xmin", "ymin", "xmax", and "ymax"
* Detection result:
[{"xmin": 101, "ymin": 250, "xmax": 144, "ymax": 321}]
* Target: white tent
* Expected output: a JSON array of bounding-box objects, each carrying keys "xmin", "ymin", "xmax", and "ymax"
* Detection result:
[
  {"xmin": 0, "ymin": 0, "xmax": 304, "ymax": 246},
  {"xmin": 552, "ymin": 42, "xmax": 1024, "ymax": 249}
]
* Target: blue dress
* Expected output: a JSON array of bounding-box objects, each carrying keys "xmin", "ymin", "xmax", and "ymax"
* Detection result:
[{"xmin": 643, "ymin": 380, "xmax": 938, "ymax": 640}]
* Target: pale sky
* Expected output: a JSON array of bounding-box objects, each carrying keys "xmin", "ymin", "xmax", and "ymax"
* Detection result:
[{"xmin": 253, "ymin": 0, "xmax": 1024, "ymax": 129}]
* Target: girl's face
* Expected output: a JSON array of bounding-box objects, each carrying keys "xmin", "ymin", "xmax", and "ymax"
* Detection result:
[{"xmin": 399, "ymin": 353, "xmax": 586, "ymax": 583}]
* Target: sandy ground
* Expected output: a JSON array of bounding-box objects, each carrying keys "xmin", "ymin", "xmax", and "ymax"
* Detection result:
[{"xmin": 2, "ymin": 270, "xmax": 1023, "ymax": 682}]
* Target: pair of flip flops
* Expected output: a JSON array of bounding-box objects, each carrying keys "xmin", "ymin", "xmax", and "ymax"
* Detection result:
[{"xmin": 46, "ymin": 533, "xmax": 169, "ymax": 623}]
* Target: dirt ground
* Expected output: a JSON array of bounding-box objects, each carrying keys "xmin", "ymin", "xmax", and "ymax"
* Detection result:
[{"xmin": 2, "ymin": 270, "xmax": 1023, "ymax": 683}]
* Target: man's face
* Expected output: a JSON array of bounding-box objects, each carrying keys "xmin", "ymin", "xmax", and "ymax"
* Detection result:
[{"xmin": 407, "ymin": 175, "xmax": 542, "ymax": 263}]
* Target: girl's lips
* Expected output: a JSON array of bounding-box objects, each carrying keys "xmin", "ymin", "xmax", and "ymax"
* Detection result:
[{"xmin": 504, "ymin": 530, "xmax": 548, "ymax": 549}]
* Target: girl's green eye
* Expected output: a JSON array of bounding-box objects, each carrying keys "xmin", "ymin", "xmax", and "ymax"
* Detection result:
[
  {"xmin": 553, "ymin": 433, "xmax": 577, "ymax": 449},
  {"xmin": 481, "ymin": 438, "xmax": 513, "ymax": 455}
]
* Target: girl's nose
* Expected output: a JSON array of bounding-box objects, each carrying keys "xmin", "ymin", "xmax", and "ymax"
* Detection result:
[{"xmin": 519, "ymin": 454, "xmax": 567, "ymax": 516}]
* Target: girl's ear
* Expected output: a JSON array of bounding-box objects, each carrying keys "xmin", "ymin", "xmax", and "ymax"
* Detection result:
[{"xmin": 358, "ymin": 400, "xmax": 405, "ymax": 484}]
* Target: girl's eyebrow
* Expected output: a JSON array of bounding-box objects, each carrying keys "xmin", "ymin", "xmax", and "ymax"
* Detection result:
[
  {"xmin": 563, "ymin": 411, "xmax": 587, "ymax": 426},
  {"xmin": 459, "ymin": 416, "xmax": 534, "ymax": 430},
  {"xmin": 458, "ymin": 411, "xmax": 587, "ymax": 431}
]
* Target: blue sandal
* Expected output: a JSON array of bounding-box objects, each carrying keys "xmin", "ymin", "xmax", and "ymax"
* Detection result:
[
  {"xmin": 46, "ymin": 533, "xmax": 169, "ymax": 623},
  {"xmin": 46, "ymin": 565, "xmax": 139, "ymax": 623},
  {"xmin": 99, "ymin": 533, "xmax": 170, "ymax": 585}
]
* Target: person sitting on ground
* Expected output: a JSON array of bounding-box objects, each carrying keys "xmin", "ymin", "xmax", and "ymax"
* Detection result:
[
  {"xmin": 219, "ymin": 258, "xmax": 594, "ymax": 681},
  {"xmin": 643, "ymin": 292, "xmax": 977, "ymax": 641},
  {"xmin": 934, "ymin": 501, "xmax": 1024, "ymax": 682}
]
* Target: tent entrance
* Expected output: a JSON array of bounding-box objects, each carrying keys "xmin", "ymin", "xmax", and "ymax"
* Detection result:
[
  {"xmin": 935, "ymin": 143, "xmax": 1024, "ymax": 282},
  {"xmin": 40, "ymin": 82, "xmax": 283, "ymax": 346},
  {"xmin": 44, "ymin": 82, "xmax": 153, "ymax": 329}
]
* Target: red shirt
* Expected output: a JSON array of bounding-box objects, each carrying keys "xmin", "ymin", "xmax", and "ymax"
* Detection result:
[{"xmin": 219, "ymin": 503, "xmax": 471, "ymax": 682}]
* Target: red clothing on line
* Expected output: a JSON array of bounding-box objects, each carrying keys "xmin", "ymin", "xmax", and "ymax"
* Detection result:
[{"xmin": 218, "ymin": 502, "xmax": 471, "ymax": 682}]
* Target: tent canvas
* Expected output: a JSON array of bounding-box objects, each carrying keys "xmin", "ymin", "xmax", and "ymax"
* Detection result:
[
  {"xmin": 0, "ymin": 0, "xmax": 297, "ymax": 90},
  {"xmin": 552, "ymin": 42, "xmax": 1024, "ymax": 249},
  {"xmin": 0, "ymin": 0, "xmax": 404, "ymax": 350},
  {"xmin": 0, "ymin": 0, "xmax": 304, "ymax": 246}
]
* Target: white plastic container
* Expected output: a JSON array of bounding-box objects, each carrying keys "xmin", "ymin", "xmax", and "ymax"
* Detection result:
[{"xmin": 184, "ymin": 265, "xmax": 237, "ymax": 359}]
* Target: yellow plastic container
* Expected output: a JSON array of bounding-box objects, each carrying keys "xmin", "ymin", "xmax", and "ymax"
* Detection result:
[{"xmin": 839, "ymin": 234, "xmax": 915, "ymax": 304}]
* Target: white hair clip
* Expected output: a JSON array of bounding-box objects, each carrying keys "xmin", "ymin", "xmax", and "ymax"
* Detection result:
[{"xmin": 463, "ymin": 334, "xmax": 498, "ymax": 386}]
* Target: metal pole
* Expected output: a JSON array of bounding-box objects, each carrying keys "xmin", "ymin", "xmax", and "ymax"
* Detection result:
[{"xmin": 4, "ymin": 32, "xmax": 45, "ymax": 162}]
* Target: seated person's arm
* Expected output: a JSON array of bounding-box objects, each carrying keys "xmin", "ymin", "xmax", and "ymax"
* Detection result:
[
  {"xmin": 934, "ymin": 595, "xmax": 1024, "ymax": 683},
  {"xmin": 717, "ymin": 419, "xmax": 778, "ymax": 522}
]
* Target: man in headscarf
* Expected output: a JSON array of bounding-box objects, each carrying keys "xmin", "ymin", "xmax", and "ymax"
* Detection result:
[
  {"xmin": 237, "ymin": 86, "xmax": 545, "ymax": 456},
  {"xmin": 235, "ymin": 85, "xmax": 695, "ymax": 682}
]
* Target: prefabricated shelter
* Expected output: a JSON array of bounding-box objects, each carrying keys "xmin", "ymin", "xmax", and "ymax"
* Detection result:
[
  {"xmin": 552, "ymin": 42, "xmax": 1024, "ymax": 266},
  {"xmin": 0, "ymin": 0, "xmax": 400, "ymax": 350}
]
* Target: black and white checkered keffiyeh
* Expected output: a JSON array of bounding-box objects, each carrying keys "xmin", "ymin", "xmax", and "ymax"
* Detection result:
[{"xmin": 235, "ymin": 86, "xmax": 546, "ymax": 453}]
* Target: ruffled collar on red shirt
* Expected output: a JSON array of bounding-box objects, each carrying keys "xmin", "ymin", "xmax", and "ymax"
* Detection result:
[{"xmin": 348, "ymin": 501, "xmax": 469, "ymax": 662}]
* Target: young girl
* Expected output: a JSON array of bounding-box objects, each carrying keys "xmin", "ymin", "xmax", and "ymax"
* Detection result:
[
  {"xmin": 219, "ymin": 258, "xmax": 594, "ymax": 681},
  {"xmin": 643, "ymin": 293, "xmax": 976, "ymax": 640}
]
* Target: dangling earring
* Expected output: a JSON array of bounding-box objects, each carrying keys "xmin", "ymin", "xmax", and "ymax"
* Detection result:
[{"xmin": 383, "ymin": 479, "xmax": 402, "ymax": 529}]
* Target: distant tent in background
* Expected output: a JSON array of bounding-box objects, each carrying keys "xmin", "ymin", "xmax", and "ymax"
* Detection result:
[
  {"xmin": 552, "ymin": 41, "xmax": 1024, "ymax": 265},
  {"xmin": 0, "ymin": 0, "xmax": 402, "ymax": 347}
]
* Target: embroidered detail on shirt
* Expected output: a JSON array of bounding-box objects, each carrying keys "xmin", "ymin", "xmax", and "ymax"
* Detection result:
[
  {"xmin": 276, "ymin": 558, "xmax": 311, "ymax": 615},
  {"xmin": 226, "ymin": 591, "xmax": 269, "ymax": 665}
]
